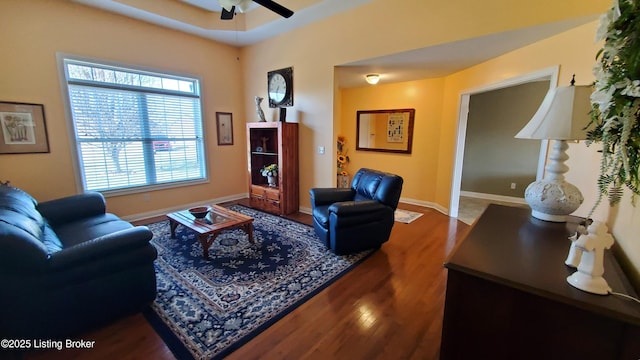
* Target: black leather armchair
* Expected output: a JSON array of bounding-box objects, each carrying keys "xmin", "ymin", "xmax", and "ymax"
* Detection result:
[
  {"xmin": 309, "ymin": 168, "xmax": 403, "ymax": 255},
  {"xmin": 0, "ymin": 185, "xmax": 157, "ymax": 339}
]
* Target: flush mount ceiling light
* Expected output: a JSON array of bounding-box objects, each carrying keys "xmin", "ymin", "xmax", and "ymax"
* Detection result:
[{"xmin": 365, "ymin": 74, "xmax": 380, "ymax": 85}]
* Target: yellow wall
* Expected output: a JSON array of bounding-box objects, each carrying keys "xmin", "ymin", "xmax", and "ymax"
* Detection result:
[
  {"xmin": 438, "ymin": 22, "xmax": 602, "ymax": 206},
  {"xmin": 336, "ymin": 18, "xmax": 640, "ymax": 279},
  {"xmin": 5, "ymin": 0, "xmax": 632, "ymax": 277},
  {"xmin": 255, "ymin": 0, "xmax": 637, "ymax": 279},
  {"xmin": 439, "ymin": 21, "xmax": 640, "ymax": 278},
  {"xmin": 241, "ymin": 0, "xmax": 609, "ymax": 210},
  {"xmin": 0, "ymin": 0, "xmax": 247, "ymax": 216},
  {"xmin": 340, "ymin": 79, "xmax": 445, "ymax": 204}
]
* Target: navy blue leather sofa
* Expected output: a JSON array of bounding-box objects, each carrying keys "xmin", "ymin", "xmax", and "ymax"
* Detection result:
[
  {"xmin": 309, "ymin": 168, "xmax": 403, "ymax": 255},
  {"xmin": 0, "ymin": 185, "xmax": 157, "ymax": 339}
]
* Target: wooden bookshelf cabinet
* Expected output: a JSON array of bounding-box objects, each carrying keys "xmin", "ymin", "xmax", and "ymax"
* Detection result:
[{"xmin": 246, "ymin": 122, "xmax": 299, "ymax": 215}]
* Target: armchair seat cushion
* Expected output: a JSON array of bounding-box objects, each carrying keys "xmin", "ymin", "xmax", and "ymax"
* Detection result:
[{"xmin": 309, "ymin": 168, "xmax": 403, "ymax": 255}]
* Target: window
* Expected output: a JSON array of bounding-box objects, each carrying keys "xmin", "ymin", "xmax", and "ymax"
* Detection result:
[{"xmin": 61, "ymin": 58, "xmax": 207, "ymax": 193}]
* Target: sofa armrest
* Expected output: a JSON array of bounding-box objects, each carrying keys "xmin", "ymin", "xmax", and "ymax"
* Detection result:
[
  {"xmin": 37, "ymin": 192, "xmax": 106, "ymax": 226},
  {"xmin": 309, "ymin": 188, "xmax": 355, "ymax": 207},
  {"xmin": 48, "ymin": 226, "xmax": 153, "ymax": 270}
]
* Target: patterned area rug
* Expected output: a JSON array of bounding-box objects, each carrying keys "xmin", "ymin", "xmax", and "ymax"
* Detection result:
[{"xmin": 144, "ymin": 205, "xmax": 374, "ymax": 359}]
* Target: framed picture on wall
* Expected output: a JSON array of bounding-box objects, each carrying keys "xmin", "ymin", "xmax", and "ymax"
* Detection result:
[
  {"xmin": 216, "ymin": 112, "xmax": 234, "ymax": 145},
  {"xmin": 387, "ymin": 112, "xmax": 405, "ymax": 143},
  {"xmin": 0, "ymin": 101, "xmax": 50, "ymax": 154}
]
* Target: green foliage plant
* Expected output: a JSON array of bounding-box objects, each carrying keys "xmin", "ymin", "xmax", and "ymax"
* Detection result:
[{"xmin": 586, "ymin": 0, "xmax": 640, "ymax": 213}]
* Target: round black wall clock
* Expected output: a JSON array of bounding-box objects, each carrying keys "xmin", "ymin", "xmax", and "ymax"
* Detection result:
[{"xmin": 267, "ymin": 67, "xmax": 293, "ymax": 108}]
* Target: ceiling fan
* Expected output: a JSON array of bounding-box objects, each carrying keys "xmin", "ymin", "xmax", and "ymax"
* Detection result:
[{"xmin": 219, "ymin": 0, "xmax": 294, "ymax": 20}]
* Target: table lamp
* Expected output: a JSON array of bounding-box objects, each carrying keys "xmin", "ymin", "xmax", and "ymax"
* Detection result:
[{"xmin": 515, "ymin": 78, "xmax": 592, "ymax": 222}]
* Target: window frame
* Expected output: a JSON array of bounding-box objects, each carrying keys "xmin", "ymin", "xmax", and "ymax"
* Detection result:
[{"xmin": 57, "ymin": 53, "xmax": 209, "ymax": 196}]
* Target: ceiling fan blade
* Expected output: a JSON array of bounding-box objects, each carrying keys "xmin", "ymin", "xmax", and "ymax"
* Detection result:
[
  {"xmin": 220, "ymin": 6, "xmax": 235, "ymax": 20},
  {"xmin": 252, "ymin": 0, "xmax": 294, "ymax": 18}
]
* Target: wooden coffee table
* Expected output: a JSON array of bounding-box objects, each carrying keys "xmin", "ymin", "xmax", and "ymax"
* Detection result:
[{"xmin": 166, "ymin": 205, "xmax": 254, "ymax": 259}]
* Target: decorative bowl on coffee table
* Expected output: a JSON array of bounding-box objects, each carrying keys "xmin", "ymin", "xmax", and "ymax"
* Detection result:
[{"xmin": 189, "ymin": 206, "xmax": 210, "ymax": 219}]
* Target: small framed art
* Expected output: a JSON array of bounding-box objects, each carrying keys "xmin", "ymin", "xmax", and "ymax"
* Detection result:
[
  {"xmin": 216, "ymin": 112, "xmax": 234, "ymax": 146},
  {"xmin": 0, "ymin": 101, "xmax": 50, "ymax": 154}
]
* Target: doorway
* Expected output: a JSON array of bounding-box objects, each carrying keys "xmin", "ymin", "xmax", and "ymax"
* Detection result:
[{"xmin": 449, "ymin": 66, "xmax": 560, "ymax": 218}]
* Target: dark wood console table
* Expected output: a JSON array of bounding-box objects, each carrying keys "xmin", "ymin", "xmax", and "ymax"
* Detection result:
[{"xmin": 441, "ymin": 204, "xmax": 640, "ymax": 360}]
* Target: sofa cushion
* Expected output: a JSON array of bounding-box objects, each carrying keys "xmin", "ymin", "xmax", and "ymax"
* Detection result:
[
  {"xmin": 0, "ymin": 222, "xmax": 49, "ymax": 271},
  {"xmin": 42, "ymin": 225, "xmax": 63, "ymax": 253},
  {"xmin": 52, "ymin": 213, "xmax": 134, "ymax": 247},
  {"xmin": 0, "ymin": 185, "xmax": 44, "ymax": 228},
  {"xmin": 0, "ymin": 186, "xmax": 48, "ymax": 269},
  {"xmin": 1, "ymin": 185, "xmax": 36, "ymax": 206}
]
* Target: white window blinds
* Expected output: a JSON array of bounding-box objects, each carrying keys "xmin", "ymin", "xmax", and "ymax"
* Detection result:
[{"xmin": 62, "ymin": 58, "xmax": 206, "ymax": 193}]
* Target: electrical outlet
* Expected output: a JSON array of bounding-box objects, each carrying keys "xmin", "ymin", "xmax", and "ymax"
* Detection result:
[{"xmin": 510, "ymin": 182, "xmax": 517, "ymax": 190}]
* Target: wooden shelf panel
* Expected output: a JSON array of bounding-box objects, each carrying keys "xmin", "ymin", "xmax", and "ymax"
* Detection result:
[{"xmin": 246, "ymin": 122, "xmax": 298, "ymax": 215}]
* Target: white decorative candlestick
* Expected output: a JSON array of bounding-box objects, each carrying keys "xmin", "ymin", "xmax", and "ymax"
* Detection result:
[
  {"xmin": 566, "ymin": 221, "xmax": 614, "ymax": 295},
  {"xmin": 565, "ymin": 219, "xmax": 591, "ymax": 268}
]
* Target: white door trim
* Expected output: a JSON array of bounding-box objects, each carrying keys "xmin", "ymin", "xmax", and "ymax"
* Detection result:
[{"xmin": 449, "ymin": 66, "xmax": 560, "ymax": 218}]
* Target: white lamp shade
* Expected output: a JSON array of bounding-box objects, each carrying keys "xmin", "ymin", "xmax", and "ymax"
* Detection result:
[{"xmin": 515, "ymin": 85, "xmax": 592, "ymax": 140}]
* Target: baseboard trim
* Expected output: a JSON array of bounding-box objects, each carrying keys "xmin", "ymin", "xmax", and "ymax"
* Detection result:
[
  {"xmin": 123, "ymin": 194, "xmax": 452, "ymax": 223},
  {"xmin": 301, "ymin": 199, "xmax": 445, "ymax": 217},
  {"xmin": 460, "ymin": 191, "xmax": 527, "ymax": 205},
  {"xmin": 121, "ymin": 193, "xmax": 248, "ymax": 222},
  {"xmin": 399, "ymin": 197, "xmax": 449, "ymax": 216}
]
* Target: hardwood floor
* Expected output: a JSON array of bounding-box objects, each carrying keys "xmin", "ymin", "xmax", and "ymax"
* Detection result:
[{"xmin": 20, "ymin": 201, "xmax": 470, "ymax": 360}]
